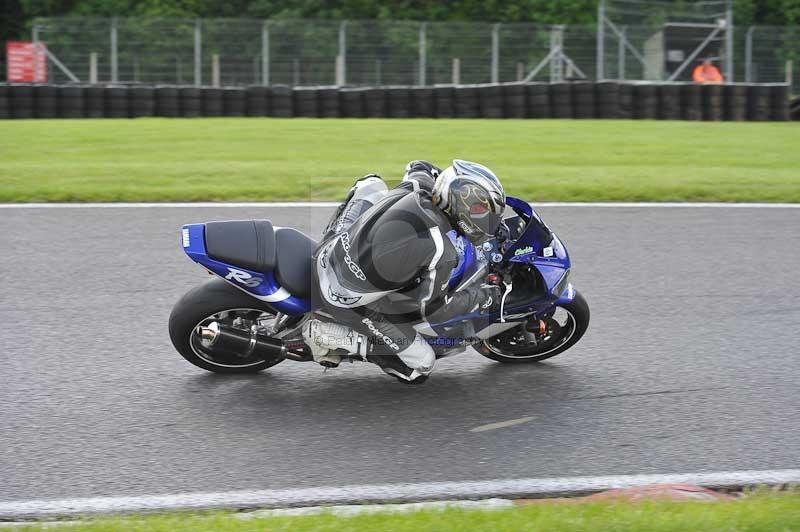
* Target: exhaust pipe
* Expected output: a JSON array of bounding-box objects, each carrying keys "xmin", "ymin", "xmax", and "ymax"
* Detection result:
[{"xmin": 196, "ymin": 321, "xmax": 288, "ymax": 361}]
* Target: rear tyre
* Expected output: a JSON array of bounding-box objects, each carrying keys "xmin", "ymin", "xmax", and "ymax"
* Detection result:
[
  {"xmin": 475, "ymin": 291, "xmax": 589, "ymax": 363},
  {"xmin": 168, "ymin": 278, "xmax": 285, "ymax": 373}
]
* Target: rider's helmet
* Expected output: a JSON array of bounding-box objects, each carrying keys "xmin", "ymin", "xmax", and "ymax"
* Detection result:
[{"xmin": 432, "ymin": 160, "xmax": 506, "ymax": 245}]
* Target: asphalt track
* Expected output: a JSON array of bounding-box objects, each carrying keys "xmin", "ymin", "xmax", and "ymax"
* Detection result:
[{"xmin": 1, "ymin": 204, "xmax": 799, "ymax": 505}]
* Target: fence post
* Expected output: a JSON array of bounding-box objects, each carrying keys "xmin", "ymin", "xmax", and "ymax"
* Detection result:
[
  {"xmin": 337, "ymin": 20, "xmax": 347, "ymax": 86},
  {"xmin": 618, "ymin": 25, "xmax": 626, "ymax": 80},
  {"xmin": 212, "ymin": 54, "xmax": 220, "ymax": 87},
  {"xmin": 89, "ymin": 53, "xmax": 98, "ymax": 83},
  {"xmin": 194, "ymin": 19, "xmax": 202, "ymax": 87},
  {"xmin": 452, "ymin": 58, "xmax": 461, "ymax": 85},
  {"xmin": 110, "ymin": 17, "xmax": 118, "ymax": 83},
  {"xmin": 418, "ymin": 22, "xmax": 427, "ymax": 86},
  {"xmin": 516, "ymin": 62, "xmax": 524, "ymax": 81},
  {"xmin": 262, "ymin": 20, "xmax": 270, "ymax": 86},
  {"xmin": 787, "ymin": 60, "xmax": 794, "ymax": 89},
  {"xmin": 745, "ymin": 26, "xmax": 755, "ymax": 83},
  {"xmin": 491, "ymin": 23, "xmax": 500, "ymax": 84},
  {"xmin": 725, "ymin": 0, "xmax": 734, "ymax": 82},
  {"xmin": 597, "ymin": 0, "xmax": 606, "ymax": 80}
]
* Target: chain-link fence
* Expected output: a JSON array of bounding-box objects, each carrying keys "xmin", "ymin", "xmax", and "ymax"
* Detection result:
[{"xmin": 21, "ymin": 17, "xmax": 799, "ymax": 88}]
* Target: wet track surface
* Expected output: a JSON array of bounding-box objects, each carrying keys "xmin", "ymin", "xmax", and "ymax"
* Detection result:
[{"xmin": 1, "ymin": 205, "xmax": 799, "ymax": 502}]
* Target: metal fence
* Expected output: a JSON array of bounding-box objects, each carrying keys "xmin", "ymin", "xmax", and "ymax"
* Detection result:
[{"xmin": 24, "ymin": 17, "xmax": 799, "ymax": 88}]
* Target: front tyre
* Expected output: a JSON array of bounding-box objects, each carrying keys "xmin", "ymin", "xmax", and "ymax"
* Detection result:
[
  {"xmin": 476, "ymin": 290, "xmax": 589, "ymax": 363},
  {"xmin": 168, "ymin": 278, "xmax": 286, "ymax": 374}
]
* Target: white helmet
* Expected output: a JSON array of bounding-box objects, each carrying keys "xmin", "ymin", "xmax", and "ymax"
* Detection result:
[{"xmin": 432, "ymin": 160, "xmax": 506, "ymax": 245}]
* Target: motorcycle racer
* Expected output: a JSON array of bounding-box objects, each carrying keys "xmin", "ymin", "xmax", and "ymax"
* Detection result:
[{"xmin": 303, "ymin": 160, "xmax": 506, "ymax": 384}]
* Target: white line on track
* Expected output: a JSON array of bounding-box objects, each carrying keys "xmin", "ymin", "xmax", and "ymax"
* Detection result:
[
  {"xmin": 470, "ymin": 416, "xmax": 537, "ymax": 432},
  {"xmin": 1, "ymin": 469, "xmax": 798, "ymax": 519},
  {"xmin": 1, "ymin": 202, "xmax": 799, "ymax": 209}
]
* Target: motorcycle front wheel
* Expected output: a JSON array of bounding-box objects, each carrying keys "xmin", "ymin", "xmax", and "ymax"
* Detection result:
[{"xmin": 475, "ymin": 291, "xmax": 589, "ymax": 363}]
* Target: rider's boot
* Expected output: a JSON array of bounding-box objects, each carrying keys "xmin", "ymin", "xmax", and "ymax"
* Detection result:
[{"xmin": 302, "ymin": 319, "xmax": 370, "ymax": 367}]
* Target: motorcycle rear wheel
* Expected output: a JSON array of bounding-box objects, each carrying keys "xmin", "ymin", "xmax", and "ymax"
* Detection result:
[
  {"xmin": 168, "ymin": 278, "xmax": 286, "ymax": 373},
  {"xmin": 475, "ymin": 291, "xmax": 589, "ymax": 363}
]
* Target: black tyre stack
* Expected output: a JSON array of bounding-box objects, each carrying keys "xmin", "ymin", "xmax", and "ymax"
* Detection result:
[
  {"xmin": 701, "ymin": 84, "xmax": 723, "ymax": 121},
  {"xmin": 747, "ymin": 84, "xmax": 772, "ymax": 121},
  {"xmin": 790, "ymin": 96, "xmax": 800, "ymax": 121},
  {"xmin": 246, "ymin": 86, "xmax": 270, "ymax": 117},
  {"xmin": 364, "ymin": 88, "xmax": 387, "ymax": 118},
  {"xmin": 659, "ymin": 84, "xmax": 681, "ymax": 120},
  {"xmin": 502, "ymin": 83, "xmax": 526, "ymax": 118},
  {"xmin": 411, "ymin": 87, "xmax": 434, "ymax": 118},
  {"xmin": 386, "ymin": 86, "xmax": 410, "ymax": 118},
  {"xmin": 177, "ymin": 87, "xmax": 201, "ymax": 118},
  {"xmin": 0, "ymin": 85, "xmax": 9, "ymax": 119},
  {"xmin": 268, "ymin": 85, "xmax": 293, "ymax": 117},
  {"xmin": 223, "ymin": 87, "xmax": 246, "ymax": 117},
  {"xmin": 549, "ymin": 83, "xmax": 572, "ymax": 118},
  {"xmin": 617, "ymin": 83, "xmax": 633, "ymax": 119},
  {"xmin": 723, "ymin": 84, "xmax": 747, "ymax": 121},
  {"xmin": 596, "ymin": 81, "xmax": 619, "ymax": 118},
  {"xmin": 680, "ymin": 84, "xmax": 703, "ymax": 120},
  {"xmin": 201, "ymin": 88, "xmax": 223, "ymax": 117},
  {"xmin": 454, "ymin": 85, "xmax": 479, "ymax": 118},
  {"xmin": 572, "ymin": 82, "xmax": 596, "ymax": 119},
  {"xmin": 633, "ymin": 84, "xmax": 658, "ymax": 119},
  {"xmin": 10, "ymin": 84, "xmax": 34, "ymax": 118},
  {"xmin": 129, "ymin": 86, "xmax": 155, "ymax": 117},
  {"xmin": 770, "ymin": 84, "xmax": 790, "ymax": 121},
  {"xmin": 318, "ymin": 87, "xmax": 340, "ymax": 118},
  {"xmin": 478, "ymin": 84, "xmax": 504, "ymax": 118},
  {"xmin": 84, "ymin": 86, "xmax": 105, "ymax": 118},
  {"xmin": 58, "ymin": 86, "xmax": 85, "ymax": 118},
  {"xmin": 434, "ymin": 86, "xmax": 454, "ymax": 118},
  {"xmin": 106, "ymin": 86, "xmax": 129, "ymax": 118},
  {"xmin": 526, "ymin": 83, "xmax": 550, "ymax": 118},
  {"xmin": 340, "ymin": 87, "xmax": 366, "ymax": 118},
  {"xmin": 293, "ymin": 87, "xmax": 318, "ymax": 117},
  {"xmin": 34, "ymin": 85, "xmax": 58, "ymax": 118},
  {"xmin": 156, "ymin": 86, "xmax": 180, "ymax": 117}
]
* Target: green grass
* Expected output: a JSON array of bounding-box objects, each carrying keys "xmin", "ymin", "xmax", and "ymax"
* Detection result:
[
  {"xmin": 0, "ymin": 119, "xmax": 798, "ymax": 203},
  {"xmin": 12, "ymin": 493, "xmax": 800, "ymax": 531}
]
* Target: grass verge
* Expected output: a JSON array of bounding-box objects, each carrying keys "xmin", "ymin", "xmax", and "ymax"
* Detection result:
[
  {"xmin": 1, "ymin": 119, "xmax": 798, "ymax": 203},
  {"xmin": 11, "ymin": 493, "xmax": 800, "ymax": 531}
]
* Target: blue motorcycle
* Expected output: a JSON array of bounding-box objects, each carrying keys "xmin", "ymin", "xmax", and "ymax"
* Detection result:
[{"xmin": 168, "ymin": 197, "xmax": 589, "ymax": 373}]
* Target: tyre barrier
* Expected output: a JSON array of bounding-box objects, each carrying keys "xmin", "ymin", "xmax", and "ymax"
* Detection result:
[
  {"xmin": 454, "ymin": 85, "xmax": 479, "ymax": 118},
  {"xmin": 364, "ymin": 88, "xmax": 387, "ymax": 118},
  {"xmin": 526, "ymin": 83, "xmax": 550, "ymax": 118},
  {"xmin": 155, "ymin": 86, "xmax": 179, "ymax": 118},
  {"xmin": 0, "ymin": 84, "xmax": 8, "ymax": 119},
  {"xmin": 434, "ymin": 86, "xmax": 454, "ymax": 118},
  {"xmin": 791, "ymin": 97, "xmax": 800, "ymax": 121},
  {"xmin": 0, "ymin": 82, "xmax": 793, "ymax": 120},
  {"xmin": 129, "ymin": 86, "xmax": 154, "ymax": 118},
  {"xmin": 596, "ymin": 82, "xmax": 619, "ymax": 119},
  {"xmin": 179, "ymin": 87, "xmax": 202, "ymax": 118},
  {"xmin": 411, "ymin": 87, "xmax": 434, "ymax": 118},
  {"xmin": 223, "ymin": 88, "xmax": 246, "ymax": 117},
  {"xmin": 319, "ymin": 87, "xmax": 340, "ymax": 118},
  {"xmin": 340, "ymin": 87, "xmax": 366, "ymax": 118},
  {"xmin": 246, "ymin": 86, "xmax": 269, "ymax": 117},
  {"xmin": 572, "ymin": 82, "xmax": 596, "ymax": 119},
  {"xmin": 386, "ymin": 87, "xmax": 410, "ymax": 118},
  {"xmin": 478, "ymin": 84, "xmax": 505, "ymax": 118},
  {"xmin": 550, "ymin": 83, "xmax": 572, "ymax": 118}
]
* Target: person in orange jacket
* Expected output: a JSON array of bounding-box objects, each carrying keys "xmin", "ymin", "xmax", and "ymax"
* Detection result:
[{"xmin": 693, "ymin": 58, "xmax": 724, "ymax": 84}]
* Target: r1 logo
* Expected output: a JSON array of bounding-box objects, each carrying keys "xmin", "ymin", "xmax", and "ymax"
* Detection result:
[{"xmin": 225, "ymin": 267, "xmax": 262, "ymax": 288}]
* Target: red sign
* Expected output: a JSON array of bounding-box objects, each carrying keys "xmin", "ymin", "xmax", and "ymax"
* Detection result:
[{"xmin": 6, "ymin": 41, "xmax": 47, "ymax": 83}]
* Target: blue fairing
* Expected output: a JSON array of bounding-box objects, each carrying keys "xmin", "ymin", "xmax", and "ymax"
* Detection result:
[{"xmin": 181, "ymin": 224, "xmax": 311, "ymax": 315}]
